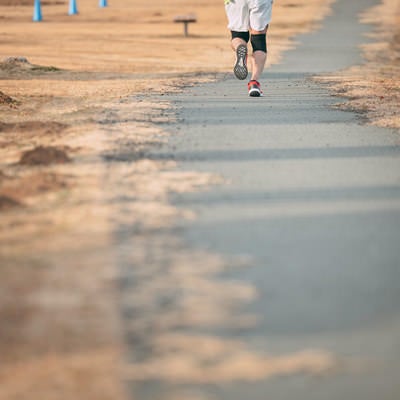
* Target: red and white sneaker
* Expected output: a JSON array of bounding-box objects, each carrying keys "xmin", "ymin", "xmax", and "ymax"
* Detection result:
[{"xmin": 248, "ymin": 80, "xmax": 263, "ymax": 97}]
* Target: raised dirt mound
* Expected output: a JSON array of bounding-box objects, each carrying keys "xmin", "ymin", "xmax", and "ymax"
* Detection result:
[
  {"xmin": 0, "ymin": 56, "xmax": 31, "ymax": 69},
  {"xmin": 0, "ymin": 195, "xmax": 21, "ymax": 210},
  {"xmin": 19, "ymin": 146, "xmax": 71, "ymax": 165},
  {"xmin": 0, "ymin": 91, "xmax": 17, "ymax": 106},
  {"xmin": 0, "ymin": 57, "xmax": 60, "ymax": 74}
]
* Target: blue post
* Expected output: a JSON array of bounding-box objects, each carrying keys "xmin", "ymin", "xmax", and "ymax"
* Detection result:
[
  {"xmin": 68, "ymin": 0, "xmax": 78, "ymax": 15},
  {"xmin": 99, "ymin": 0, "xmax": 108, "ymax": 7},
  {"xmin": 33, "ymin": 0, "xmax": 42, "ymax": 22}
]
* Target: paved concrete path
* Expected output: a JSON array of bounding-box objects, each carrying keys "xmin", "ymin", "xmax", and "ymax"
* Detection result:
[{"xmin": 142, "ymin": 0, "xmax": 400, "ymax": 398}]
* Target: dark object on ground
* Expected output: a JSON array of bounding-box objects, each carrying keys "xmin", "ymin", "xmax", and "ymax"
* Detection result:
[
  {"xmin": 19, "ymin": 146, "xmax": 71, "ymax": 165},
  {"xmin": 0, "ymin": 91, "xmax": 17, "ymax": 105},
  {"xmin": 0, "ymin": 195, "xmax": 21, "ymax": 210}
]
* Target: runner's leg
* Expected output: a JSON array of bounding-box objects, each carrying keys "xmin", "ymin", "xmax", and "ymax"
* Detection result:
[
  {"xmin": 249, "ymin": 26, "xmax": 268, "ymax": 81},
  {"xmin": 225, "ymin": 0, "xmax": 251, "ymax": 79},
  {"xmin": 248, "ymin": 0, "xmax": 273, "ymax": 81}
]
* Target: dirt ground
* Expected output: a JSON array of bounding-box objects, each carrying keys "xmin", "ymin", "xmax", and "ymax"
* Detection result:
[{"xmin": 1, "ymin": 0, "xmax": 395, "ymax": 399}]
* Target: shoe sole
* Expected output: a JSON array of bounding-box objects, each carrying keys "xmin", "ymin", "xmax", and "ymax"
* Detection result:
[
  {"xmin": 249, "ymin": 89, "xmax": 262, "ymax": 97},
  {"xmin": 234, "ymin": 44, "xmax": 248, "ymax": 80}
]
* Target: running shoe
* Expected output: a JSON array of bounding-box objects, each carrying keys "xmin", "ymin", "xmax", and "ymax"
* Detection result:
[
  {"xmin": 248, "ymin": 80, "xmax": 263, "ymax": 97},
  {"xmin": 234, "ymin": 44, "xmax": 248, "ymax": 80}
]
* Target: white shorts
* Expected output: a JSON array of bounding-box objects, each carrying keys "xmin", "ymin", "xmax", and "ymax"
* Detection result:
[{"xmin": 225, "ymin": 0, "xmax": 273, "ymax": 32}]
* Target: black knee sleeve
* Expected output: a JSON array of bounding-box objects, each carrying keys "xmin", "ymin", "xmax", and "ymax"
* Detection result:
[
  {"xmin": 231, "ymin": 30, "xmax": 250, "ymax": 43},
  {"xmin": 251, "ymin": 33, "xmax": 267, "ymax": 53}
]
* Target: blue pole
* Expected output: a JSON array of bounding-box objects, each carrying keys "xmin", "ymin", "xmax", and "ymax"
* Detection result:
[
  {"xmin": 33, "ymin": 0, "xmax": 42, "ymax": 22},
  {"xmin": 68, "ymin": 0, "xmax": 78, "ymax": 15},
  {"xmin": 99, "ymin": 0, "xmax": 108, "ymax": 7}
]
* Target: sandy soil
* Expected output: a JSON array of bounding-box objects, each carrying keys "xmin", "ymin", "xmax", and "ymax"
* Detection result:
[
  {"xmin": 318, "ymin": 0, "xmax": 400, "ymax": 129},
  {"xmin": 0, "ymin": 0, "xmax": 348, "ymax": 399}
]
